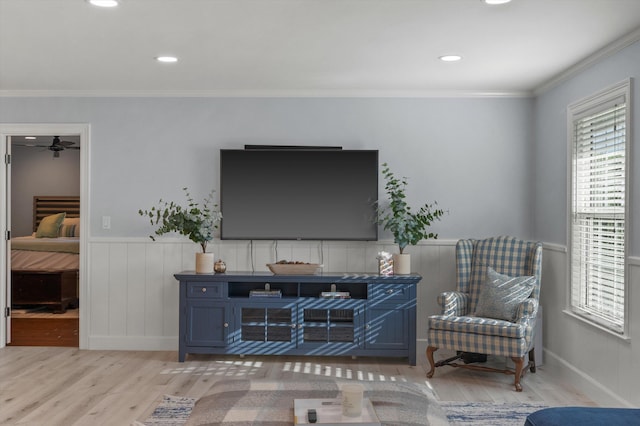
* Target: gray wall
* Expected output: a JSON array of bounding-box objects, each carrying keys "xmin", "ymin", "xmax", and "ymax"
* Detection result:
[
  {"xmin": 533, "ymin": 39, "xmax": 640, "ymax": 405},
  {"xmin": 0, "ymin": 96, "xmax": 535, "ymax": 241},
  {"xmin": 10, "ymin": 144, "xmax": 80, "ymax": 236},
  {"xmin": 533, "ymin": 40, "xmax": 640, "ymax": 255}
]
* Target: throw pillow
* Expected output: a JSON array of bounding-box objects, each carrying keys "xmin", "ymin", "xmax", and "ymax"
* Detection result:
[
  {"xmin": 35, "ymin": 212, "xmax": 66, "ymax": 238},
  {"xmin": 58, "ymin": 217, "xmax": 80, "ymax": 237},
  {"xmin": 473, "ymin": 267, "xmax": 536, "ymax": 322}
]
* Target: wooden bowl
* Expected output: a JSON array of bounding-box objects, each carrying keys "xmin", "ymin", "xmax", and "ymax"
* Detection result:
[{"xmin": 267, "ymin": 263, "xmax": 322, "ymax": 275}]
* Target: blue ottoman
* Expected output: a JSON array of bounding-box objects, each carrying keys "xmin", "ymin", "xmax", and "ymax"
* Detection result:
[{"xmin": 525, "ymin": 407, "xmax": 640, "ymax": 425}]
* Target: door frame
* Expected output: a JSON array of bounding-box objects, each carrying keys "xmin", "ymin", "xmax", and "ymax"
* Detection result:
[{"xmin": 1, "ymin": 123, "xmax": 90, "ymax": 349}]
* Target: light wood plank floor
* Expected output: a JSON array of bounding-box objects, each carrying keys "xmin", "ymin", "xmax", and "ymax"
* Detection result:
[{"xmin": 0, "ymin": 347, "xmax": 600, "ymax": 426}]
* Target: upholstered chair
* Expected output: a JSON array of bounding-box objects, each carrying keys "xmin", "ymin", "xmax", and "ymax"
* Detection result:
[{"xmin": 426, "ymin": 236, "xmax": 542, "ymax": 391}]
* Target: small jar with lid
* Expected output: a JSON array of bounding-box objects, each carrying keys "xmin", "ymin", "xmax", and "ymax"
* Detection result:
[{"xmin": 214, "ymin": 259, "xmax": 227, "ymax": 273}]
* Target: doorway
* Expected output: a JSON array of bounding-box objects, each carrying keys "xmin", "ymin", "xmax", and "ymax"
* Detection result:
[
  {"xmin": 9, "ymin": 136, "xmax": 80, "ymax": 346},
  {"xmin": 1, "ymin": 124, "xmax": 89, "ymax": 349}
]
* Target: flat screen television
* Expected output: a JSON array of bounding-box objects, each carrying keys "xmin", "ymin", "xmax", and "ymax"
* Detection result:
[{"xmin": 220, "ymin": 148, "xmax": 378, "ymax": 240}]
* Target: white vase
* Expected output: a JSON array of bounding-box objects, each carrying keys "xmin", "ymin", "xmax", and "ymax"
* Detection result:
[
  {"xmin": 393, "ymin": 253, "xmax": 411, "ymax": 275},
  {"xmin": 195, "ymin": 252, "xmax": 214, "ymax": 274}
]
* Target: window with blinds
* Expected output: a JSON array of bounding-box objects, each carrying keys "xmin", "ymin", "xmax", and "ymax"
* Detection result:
[{"xmin": 568, "ymin": 80, "xmax": 630, "ymax": 335}]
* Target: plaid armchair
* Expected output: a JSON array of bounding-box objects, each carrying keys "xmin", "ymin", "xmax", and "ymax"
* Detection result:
[{"xmin": 426, "ymin": 236, "xmax": 542, "ymax": 391}]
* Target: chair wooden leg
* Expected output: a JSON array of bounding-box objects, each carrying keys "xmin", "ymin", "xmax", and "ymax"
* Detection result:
[
  {"xmin": 511, "ymin": 356, "xmax": 525, "ymax": 392},
  {"xmin": 529, "ymin": 348, "xmax": 537, "ymax": 373},
  {"xmin": 426, "ymin": 346, "xmax": 438, "ymax": 378}
]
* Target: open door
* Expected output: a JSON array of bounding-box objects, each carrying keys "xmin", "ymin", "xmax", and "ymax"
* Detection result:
[{"xmin": 3, "ymin": 135, "xmax": 12, "ymax": 344}]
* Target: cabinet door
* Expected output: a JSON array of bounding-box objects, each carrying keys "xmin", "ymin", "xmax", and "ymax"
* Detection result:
[
  {"xmin": 232, "ymin": 302, "xmax": 296, "ymax": 352},
  {"xmin": 186, "ymin": 300, "xmax": 230, "ymax": 347},
  {"xmin": 365, "ymin": 307, "xmax": 409, "ymax": 350},
  {"xmin": 298, "ymin": 300, "xmax": 364, "ymax": 352}
]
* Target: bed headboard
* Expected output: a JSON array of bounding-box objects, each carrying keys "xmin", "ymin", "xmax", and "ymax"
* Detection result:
[{"xmin": 33, "ymin": 196, "xmax": 80, "ymax": 232}]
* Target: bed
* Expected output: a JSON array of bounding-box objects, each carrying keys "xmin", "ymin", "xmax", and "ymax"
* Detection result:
[{"xmin": 11, "ymin": 196, "xmax": 80, "ymax": 313}]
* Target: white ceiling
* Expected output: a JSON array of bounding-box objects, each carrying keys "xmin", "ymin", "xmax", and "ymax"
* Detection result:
[{"xmin": 1, "ymin": 0, "xmax": 640, "ymax": 97}]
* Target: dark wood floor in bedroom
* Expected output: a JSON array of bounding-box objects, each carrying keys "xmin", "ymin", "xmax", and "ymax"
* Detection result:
[{"xmin": 7, "ymin": 307, "xmax": 79, "ymax": 347}]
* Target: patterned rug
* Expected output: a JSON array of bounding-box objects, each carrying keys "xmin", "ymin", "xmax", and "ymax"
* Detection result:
[
  {"xmin": 440, "ymin": 401, "xmax": 548, "ymax": 426},
  {"xmin": 134, "ymin": 395, "xmax": 196, "ymax": 426},
  {"xmin": 136, "ymin": 381, "xmax": 548, "ymax": 426},
  {"xmin": 136, "ymin": 379, "xmax": 449, "ymax": 426}
]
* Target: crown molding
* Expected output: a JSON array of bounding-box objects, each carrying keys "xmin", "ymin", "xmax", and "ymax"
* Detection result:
[
  {"xmin": 0, "ymin": 88, "xmax": 533, "ymax": 99},
  {"xmin": 534, "ymin": 26, "xmax": 640, "ymax": 96}
]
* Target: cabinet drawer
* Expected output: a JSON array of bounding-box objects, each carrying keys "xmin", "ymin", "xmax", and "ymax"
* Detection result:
[
  {"xmin": 369, "ymin": 284, "xmax": 412, "ymax": 302},
  {"xmin": 187, "ymin": 282, "xmax": 225, "ymax": 299}
]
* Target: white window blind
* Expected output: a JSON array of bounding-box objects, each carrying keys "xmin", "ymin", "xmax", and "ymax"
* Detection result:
[{"xmin": 569, "ymin": 82, "xmax": 629, "ymax": 334}]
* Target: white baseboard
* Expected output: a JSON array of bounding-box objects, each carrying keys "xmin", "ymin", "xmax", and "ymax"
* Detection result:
[
  {"xmin": 88, "ymin": 335, "xmax": 178, "ymax": 352},
  {"xmin": 542, "ymin": 349, "xmax": 633, "ymax": 408}
]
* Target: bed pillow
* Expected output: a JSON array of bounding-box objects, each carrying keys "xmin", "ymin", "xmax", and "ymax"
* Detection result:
[
  {"xmin": 59, "ymin": 217, "xmax": 80, "ymax": 237},
  {"xmin": 473, "ymin": 267, "xmax": 536, "ymax": 322},
  {"xmin": 35, "ymin": 212, "xmax": 66, "ymax": 238}
]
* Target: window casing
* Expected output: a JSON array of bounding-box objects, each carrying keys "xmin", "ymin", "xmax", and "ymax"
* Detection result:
[{"xmin": 568, "ymin": 79, "xmax": 631, "ymax": 335}]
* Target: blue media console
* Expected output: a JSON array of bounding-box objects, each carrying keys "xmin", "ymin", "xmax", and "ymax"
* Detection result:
[{"xmin": 174, "ymin": 271, "xmax": 421, "ymax": 364}]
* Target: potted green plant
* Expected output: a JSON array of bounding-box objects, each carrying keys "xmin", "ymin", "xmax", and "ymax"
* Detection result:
[
  {"xmin": 139, "ymin": 187, "xmax": 222, "ymax": 273},
  {"xmin": 378, "ymin": 163, "xmax": 444, "ymax": 274}
]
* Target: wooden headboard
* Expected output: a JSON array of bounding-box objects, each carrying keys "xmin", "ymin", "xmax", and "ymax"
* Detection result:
[{"xmin": 33, "ymin": 196, "xmax": 80, "ymax": 232}]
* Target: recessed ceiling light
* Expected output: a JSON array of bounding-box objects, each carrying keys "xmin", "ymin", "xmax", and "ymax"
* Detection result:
[
  {"xmin": 484, "ymin": 0, "xmax": 512, "ymax": 4},
  {"xmin": 88, "ymin": 0, "xmax": 119, "ymax": 7},
  {"xmin": 156, "ymin": 56, "xmax": 178, "ymax": 63},
  {"xmin": 439, "ymin": 55, "xmax": 462, "ymax": 62}
]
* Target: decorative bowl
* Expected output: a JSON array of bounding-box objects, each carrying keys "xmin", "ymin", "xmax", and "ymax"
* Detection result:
[{"xmin": 267, "ymin": 263, "xmax": 323, "ymax": 275}]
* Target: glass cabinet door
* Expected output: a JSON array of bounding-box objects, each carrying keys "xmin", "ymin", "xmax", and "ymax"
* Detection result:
[
  {"xmin": 299, "ymin": 302, "xmax": 363, "ymax": 348},
  {"xmin": 236, "ymin": 304, "xmax": 296, "ymax": 348},
  {"xmin": 240, "ymin": 306, "xmax": 293, "ymax": 342},
  {"xmin": 302, "ymin": 308, "xmax": 356, "ymax": 343}
]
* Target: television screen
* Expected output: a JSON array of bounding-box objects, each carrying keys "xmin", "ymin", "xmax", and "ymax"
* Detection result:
[{"xmin": 220, "ymin": 148, "xmax": 378, "ymax": 240}]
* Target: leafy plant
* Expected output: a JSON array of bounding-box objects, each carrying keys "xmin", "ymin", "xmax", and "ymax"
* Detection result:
[
  {"xmin": 378, "ymin": 163, "xmax": 444, "ymax": 254},
  {"xmin": 139, "ymin": 187, "xmax": 222, "ymax": 253}
]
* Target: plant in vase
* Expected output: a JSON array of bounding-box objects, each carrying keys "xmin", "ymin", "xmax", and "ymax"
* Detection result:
[
  {"xmin": 378, "ymin": 163, "xmax": 445, "ymax": 274},
  {"xmin": 139, "ymin": 187, "xmax": 222, "ymax": 273}
]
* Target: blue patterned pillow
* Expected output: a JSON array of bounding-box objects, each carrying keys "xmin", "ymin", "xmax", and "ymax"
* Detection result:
[{"xmin": 473, "ymin": 267, "xmax": 535, "ymax": 322}]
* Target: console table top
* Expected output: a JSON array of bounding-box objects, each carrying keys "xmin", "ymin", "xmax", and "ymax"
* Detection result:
[{"xmin": 174, "ymin": 271, "xmax": 422, "ymax": 284}]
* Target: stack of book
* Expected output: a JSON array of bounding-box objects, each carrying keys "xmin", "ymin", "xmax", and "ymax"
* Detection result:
[
  {"xmin": 249, "ymin": 289, "xmax": 282, "ymax": 298},
  {"xmin": 320, "ymin": 291, "xmax": 350, "ymax": 299}
]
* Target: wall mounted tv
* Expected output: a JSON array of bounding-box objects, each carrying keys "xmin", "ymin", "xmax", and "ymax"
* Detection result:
[{"xmin": 220, "ymin": 148, "xmax": 379, "ymax": 241}]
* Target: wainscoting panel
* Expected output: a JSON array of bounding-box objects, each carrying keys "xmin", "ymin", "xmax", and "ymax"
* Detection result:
[
  {"xmin": 88, "ymin": 242, "xmax": 110, "ymax": 337},
  {"xmin": 108, "ymin": 243, "xmax": 129, "ymax": 337},
  {"xmin": 88, "ymin": 240, "xmax": 187, "ymax": 346},
  {"xmin": 540, "ymin": 245, "xmax": 640, "ymax": 407},
  {"xmin": 86, "ymin": 238, "xmax": 456, "ymax": 351},
  {"xmin": 85, "ymin": 239, "xmax": 562, "ymax": 354}
]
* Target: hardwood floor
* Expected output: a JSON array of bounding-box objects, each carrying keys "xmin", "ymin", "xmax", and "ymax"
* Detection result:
[
  {"xmin": 8, "ymin": 308, "xmax": 79, "ymax": 347},
  {"xmin": 0, "ymin": 347, "xmax": 599, "ymax": 426}
]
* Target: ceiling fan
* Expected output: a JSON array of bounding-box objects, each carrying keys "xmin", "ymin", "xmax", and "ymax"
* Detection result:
[{"xmin": 14, "ymin": 136, "xmax": 81, "ymax": 158}]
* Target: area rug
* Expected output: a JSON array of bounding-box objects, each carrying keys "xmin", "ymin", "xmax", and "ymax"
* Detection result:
[
  {"xmin": 440, "ymin": 401, "xmax": 548, "ymax": 426},
  {"xmin": 137, "ymin": 379, "xmax": 450, "ymax": 426},
  {"xmin": 135, "ymin": 395, "xmax": 197, "ymax": 426},
  {"xmin": 137, "ymin": 380, "xmax": 549, "ymax": 426}
]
